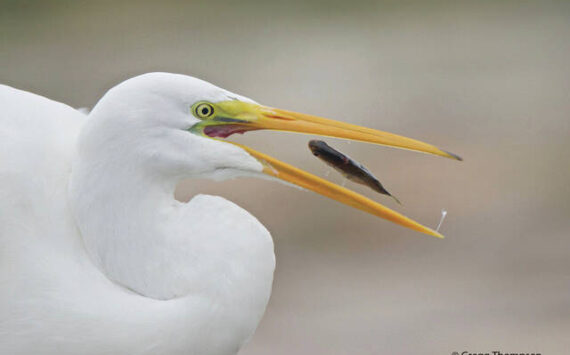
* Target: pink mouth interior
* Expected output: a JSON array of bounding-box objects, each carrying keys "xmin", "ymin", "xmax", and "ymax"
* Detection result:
[{"xmin": 204, "ymin": 125, "xmax": 260, "ymax": 139}]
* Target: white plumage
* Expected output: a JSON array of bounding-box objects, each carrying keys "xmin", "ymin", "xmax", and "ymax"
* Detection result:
[
  {"xmin": 0, "ymin": 72, "xmax": 456, "ymax": 354},
  {"xmin": 1, "ymin": 74, "xmax": 274, "ymax": 354}
]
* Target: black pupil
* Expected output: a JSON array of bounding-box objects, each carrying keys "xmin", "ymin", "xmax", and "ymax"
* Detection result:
[{"xmin": 201, "ymin": 106, "xmax": 210, "ymax": 115}]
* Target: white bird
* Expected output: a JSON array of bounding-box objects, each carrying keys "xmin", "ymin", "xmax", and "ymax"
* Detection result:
[{"xmin": 0, "ymin": 73, "xmax": 460, "ymax": 354}]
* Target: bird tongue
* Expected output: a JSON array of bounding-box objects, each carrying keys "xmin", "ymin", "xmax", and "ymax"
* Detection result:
[{"xmin": 203, "ymin": 124, "xmax": 261, "ymax": 138}]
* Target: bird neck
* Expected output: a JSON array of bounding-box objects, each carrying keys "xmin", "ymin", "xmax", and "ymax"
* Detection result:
[
  {"xmin": 69, "ymin": 160, "xmax": 182, "ymax": 299},
  {"xmin": 69, "ymin": 154, "xmax": 274, "ymax": 306}
]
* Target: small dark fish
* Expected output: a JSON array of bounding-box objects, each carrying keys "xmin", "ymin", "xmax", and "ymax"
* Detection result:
[{"xmin": 308, "ymin": 140, "xmax": 400, "ymax": 204}]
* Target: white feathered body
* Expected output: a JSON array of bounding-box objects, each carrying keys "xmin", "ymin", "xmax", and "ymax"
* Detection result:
[{"xmin": 0, "ymin": 82, "xmax": 275, "ymax": 354}]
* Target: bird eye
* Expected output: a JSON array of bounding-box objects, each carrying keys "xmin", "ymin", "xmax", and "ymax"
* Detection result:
[{"xmin": 192, "ymin": 102, "xmax": 215, "ymax": 119}]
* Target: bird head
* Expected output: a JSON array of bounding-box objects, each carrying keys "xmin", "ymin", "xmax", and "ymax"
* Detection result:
[{"xmin": 83, "ymin": 72, "xmax": 460, "ymax": 238}]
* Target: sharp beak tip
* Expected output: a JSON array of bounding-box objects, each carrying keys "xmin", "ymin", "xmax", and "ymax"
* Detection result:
[
  {"xmin": 433, "ymin": 231, "xmax": 445, "ymax": 239},
  {"xmin": 443, "ymin": 149, "xmax": 463, "ymax": 161},
  {"xmin": 415, "ymin": 225, "xmax": 445, "ymax": 239}
]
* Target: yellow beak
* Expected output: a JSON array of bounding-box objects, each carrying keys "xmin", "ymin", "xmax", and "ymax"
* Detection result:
[{"xmin": 192, "ymin": 100, "xmax": 461, "ymax": 238}]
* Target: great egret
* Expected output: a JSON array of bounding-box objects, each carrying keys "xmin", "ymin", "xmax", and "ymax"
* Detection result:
[{"xmin": 0, "ymin": 73, "xmax": 460, "ymax": 354}]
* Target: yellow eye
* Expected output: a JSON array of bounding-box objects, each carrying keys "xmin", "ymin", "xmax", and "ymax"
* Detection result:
[{"xmin": 193, "ymin": 102, "xmax": 215, "ymax": 119}]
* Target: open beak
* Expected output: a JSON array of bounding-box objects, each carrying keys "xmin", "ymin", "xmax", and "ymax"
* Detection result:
[{"xmin": 191, "ymin": 100, "xmax": 462, "ymax": 238}]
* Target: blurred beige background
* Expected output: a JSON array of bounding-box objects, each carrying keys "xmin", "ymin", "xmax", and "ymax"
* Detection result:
[{"xmin": 2, "ymin": 0, "xmax": 569, "ymax": 353}]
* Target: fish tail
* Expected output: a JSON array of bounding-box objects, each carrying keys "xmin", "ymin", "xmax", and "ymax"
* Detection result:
[
  {"xmin": 371, "ymin": 181, "xmax": 401, "ymax": 205},
  {"xmin": 390, "ymin": 194, "xmax": 402, "ymax": 205}
]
